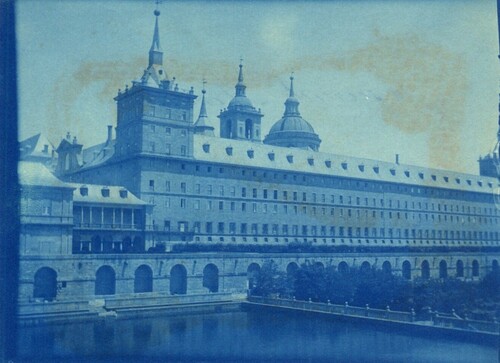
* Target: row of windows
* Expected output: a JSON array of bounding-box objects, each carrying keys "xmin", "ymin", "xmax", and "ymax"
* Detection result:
[
  {"xmin": 148, "ymin": 142, "xmax": 187, "ymax": 156},
  {"xmin": 162, "ymin": 220, "xmax": 500, "ymax": 241},
  {"xmin": 159, "ymin": 197, "xmax": 500, "ymax": 225},
  {"xmin": 143, "ymin": 159, "xmax": 496, "ymax": 203},
  {"xmin": 148, "ymin": 180, "xmax": 498, "ymax": 216}
]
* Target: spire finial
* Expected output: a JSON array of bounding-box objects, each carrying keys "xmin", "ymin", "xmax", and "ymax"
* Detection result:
[
  {"xmin": 238, "ymin": 58, "xmax": 244, "ymax": 83},
  {"xmin": 289, "ymin": 72, "xmax": 295, "ymax": 98},
  {"xmin": 202, "ymin": 78, "xmax": 207, "ymax": 94},
  {"xmin": 149, "ymin": 1, "xmax": 163, "ymax": 66},
  {"xmin": 154, "ymin": 0, "xmax": 161, "ymax": 16}
]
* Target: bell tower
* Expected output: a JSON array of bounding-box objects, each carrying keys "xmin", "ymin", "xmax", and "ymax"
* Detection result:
[
  {"xmin": 218, "ymin": 62, "xmax": 263, "ymax": 142},
  {"xmin": 113, "ymin": 7, "xmax": 196, "ymax": 159}
]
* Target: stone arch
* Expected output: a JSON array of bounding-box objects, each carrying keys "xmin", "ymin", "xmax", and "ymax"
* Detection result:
[
  {"xmin": 439, "ymin": 260, "xmax": 448, "ymax": 279},
  {"xmin": 286, "ymin": 262, "xmax": 299, "ymax": 278},
  {"xmin": 472, "ymin": 260, "xmax": 480, "ymax": 277},
  {"xmin": 382, "ymin": 261, "xmax": 392, "ymax": 274},
  {"xmin": 247, "ymin": 263, "xmax": 261, "ymax": 290},
  {"xmin": 402, "ymin": 260, "xmax": 411, "ymax": 280},
  {"xmin": 421, "ymin": 260, "xmax": 430, "ymax": 279},
  {"xmin": 33, "ymin": 267, "xmax": 57, "ymax": 301},
  {"xmin": 95, "ymin": 265, "xmax": 116, "ymax": 295},
  {"xmin": 338, "ymin": 261, "xmax": 349, "ymax": 275},
  {"xmin": 203, "ymin": 263, "xmax": 219, "ymax": 293},
  {"xmin": 360, "ymin": 261, "xmax": 371, "ymax": 273},
  {"xmin": 170, "ymin": 264, "xmax": 187, "ymax": 295},
  {"xmin": 493, "ymin": 259, "xmax": 499, "ymax": 272},
  {"xmin": 456, "ymin": 260, "xmax": 464, "ymax": 277},
  {"xmin": 245, "ymin": 119, "xmax": 253, "ymax": 139},
  {"xmin": 134, "ymin": 265, "xmax": 153, "ymax": 293},
  {"xmin": 313, "ymin": 261, "xmax": 325, "ymax": 271}
]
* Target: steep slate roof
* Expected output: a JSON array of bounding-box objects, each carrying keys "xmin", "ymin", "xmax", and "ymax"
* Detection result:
[
  {"xmin": 19, "ymin": 133, "xmax": 55, "ymax": 160},
  {"xmin": 70, "ymin": 183, "xmax": 146, "ymax": 206},
  {"xmin": 18, "ymin": 161, "xmax": 72, "ymax": 189},
  {"xmin": 193, "ymin": 134, "xmax": 500, "ymax": 194}
]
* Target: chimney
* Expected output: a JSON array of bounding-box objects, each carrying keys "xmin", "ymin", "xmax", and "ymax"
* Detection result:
[
  {"xmin": 43, "ymin": 144, "xmax": 49, "ymax": 153},
  {"xmin": 106, "ymin": 125, "xmax": 112, "ymax": 145},
  {"xmin": 395, "ymin": 154, "xmax": 400, "ymax": 165}
]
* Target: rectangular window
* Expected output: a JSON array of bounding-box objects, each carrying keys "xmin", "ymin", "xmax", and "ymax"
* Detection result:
[
  {"xmin": 229, "ymin": 222, "xmax": 236, "ymax": 234},
  {"xmin": 206, "ymin": 222, "xmax": 213, "ymax": 234},
  {"xmin": 181, "ymin": 145, "xmax": 187, "ymax": 156},
  {"xmin": 273, "ymin": 204, "xmax": 278, "ymax": 214},
  {"xmin": 263, "ymin": 189, "xmax": 268, "ymax": 199},
  {"xmin": 207, "ymin": 201, "xmax": 212, "ymax": 210},
  {"xmin": 272, "ymin": 224, "xmax": 279, "ymax": 235},
  {"xmin": 181, "ymin": 129, "xmax": 187, "ymax": 136},
  {"xmin": 283, "ymin": 191, "xmax": 288, "ymax": 200},
  {"xmin": 283, "ymin": 205, "xmax": 288, "ymax": 214},
  {"xmin": 195, "ymin": 184, "xmax": 200, "ymax": 194},
  {"xmin": 273, "ymin": 190, "xmax": 278, "ymax": 200},
  {"xmin": 293, "ymin": 192, "xmax": 298, "ymax": 201},
  {"xmin": 330, "ymin": 226, "xmax": 335, "ymax": 236},
  {"xmin": 241, "ymin": 202, "xmax": 246, "ymax": 212},
  {"xmin": 262, "ymin": 224, "xmax": 269, "ymax": 234},
  {"xmin": 181, "ymin": 182, "xmax": 186, "ymax": 193},
  {"xmin": 312, "ymin": 193, "xmax": 317, "ymax": 203},
  {"xmin": 149, "ymin": 179, "xmax": 155, "ymax": 191},
  {"xmin": 164, "ymin": 220, "xmax": 170, "ymax": 232},
  {"xmin": 282, "ymin": 225, "xmax": 289, "ymax": 235},
  {"xmin": 231, "ymin": 202, "xmax": 235, "ymax": 211},
  {"xmin": 194, "ymin": 200, "xmax": 200, "ymax": 210},
  {"xmin": 194, "ymin": 222, "xmax": 200, "ymax": 233},
  {"xmin": 165, "ymin": 127, "xmax": 171, "ymax": 135},
  {"xmin": 150, "ymin": 142, "xmax": 156, "ymax": 152},
  {"xmin": 263, "ymin": 204, "xmax": 268, "ymax": 214},
  {"xmin": 207, "ymin": 185, "xmax": 212, "ymax": 195},
  {"xmin": 253, "ymin": 188, "xmax": 258, "ymax": 198},
  {"xmin": 253, "ymin": 203, "xmax": 257, "ymax": 213},
  {"xmin": 217, "ymin": 222, "xmax": 224, "ymax": 234},
  {"xmin": 219, "ymin": 201, "xmax": 224, "ymax": 210},
  {"xmin": 165, "ymin": 180, "xmax": 170, "ymax": 192},
  {"xmin": 180, "ymin": 198, "xmax": 186, "ymax": 208},
  {"xmin": 165, "ymin": 143, "xmax": 171, "ymax": 155},
  {"xmin": 165, "ymin": 198, "xmax": 170, "ymax": 208},
  {"xmin": 251, "ymin": 223, "xmax": 258, "ymax": 235},
  {"xmin": 230, "ymin": 186, "xmax": 236, "ymax": 196},
  {"xmin": 302, "ymin": 225, "xmax": 308, "ymax": 236},
  {"xmin": 219, "ymin": 185, "xmax": 224, "ymax": 196},
  {"xmin": 241, "ymin": 223, "xmax": 247, "ymax": 234},
  {"xmin": 242, "ymin": 187, "xmax": 247, "ymax": 197},
  {"xmin": 302, "ymin": 192, "xmax": 307, "ymax": 202}
]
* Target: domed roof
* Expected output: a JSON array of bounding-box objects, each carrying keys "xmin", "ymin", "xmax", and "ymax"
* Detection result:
[
  {"xmin": 228, "ymin": 95, "xmax": 254, "ymax": 108},
  {"xmin": 264, "ymin": 75, "xmax": 321, "ymax": 151},
  {"xmin": 269, "ymin": 115, "xmax": 315, "ymax": 134}
]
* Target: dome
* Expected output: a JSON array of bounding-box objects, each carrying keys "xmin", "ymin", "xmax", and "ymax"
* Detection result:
[
  {"xmin": 264, "ymin": 75, "xmax": 321, "ymax": 151},
  {"xmin": 228, "ymin": 95, "xmax": 254, "ymax": 108},
  {"xmin": 269, "ymin": 115, "xmax": 315, "ymax": 134}
]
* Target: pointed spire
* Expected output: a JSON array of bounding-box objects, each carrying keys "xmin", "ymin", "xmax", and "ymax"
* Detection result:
[
  {"xmin": 149, "ymin": 5, "xmax": 163, "ymax": 66},
  {"xmin": 194, "ymin": 80, "xmax": 214, "ymax": 136},
  {"xmin": 235, "ymin": 59, "xmax": 246, "ymax": 97},
  {"xmin": 199, "ymin": 80, "xmax": 208, "ymax": 119},
  {"xmin": 284, "ymin": 73, "xmax": 300, "ymax": 116},
  {"xmin": 289, "ymin": 73, "xmax": 295, "ymax": 98}
]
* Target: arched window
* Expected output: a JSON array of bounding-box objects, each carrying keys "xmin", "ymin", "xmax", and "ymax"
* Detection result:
[
  {"xmin": 338, "ymin": 261, "xmax": 349, "ymax": 275},
  {"xmin": 247, "ymin": 263, "xmax": 261, "ymax": 290},
  {"xmin": 402, "ymin": 261, "xmax": 411, "ymax": 280},
  {"xmin": 421, "ymin": 260, "xmax": 430, "ymax": 279},
  {"xmin": 360, "ymin": 261, "xmax": 371, "ymax": 273},
  {"xmin": 33, "ymin": 267, "xmax": 57, "ymax": 301},
  {"xmin": 286, "ymin": 262, "xmax": 299, "ymax": 278},
  {"xmin": 95, "ymin": 265, "xmax": 116, "ymax": 295},
  {"xmin": 313, "ymin": 262, "xmax": 325, "ymax": 271},
  {"xmin": 245, "ymin": 119, "xmax": 253, "ymax": 139},
  {"xmin": 472, "ymin": 260, "xmax": 480, "ymax": 277},
  {"xmin": 439, "ymin": 260, "xmax": 448, "ymax": 279},
  {"xmin": 170, "ymin": 264, "xmax": 187, "ymax": 295},
  {"xmin": 382, "ymin": 261, "xmax": 392, "ymax": 275},
  {"xmin": 456, "ymin": 260, "xmax": 464, "ymax": 278},
  {"xmin": 134, "ymin": 265, "xmax": 153, "ymax": 293},
  {"xmin": 203, "ymin": 264, "xmax": 219, "ymax": 293}
]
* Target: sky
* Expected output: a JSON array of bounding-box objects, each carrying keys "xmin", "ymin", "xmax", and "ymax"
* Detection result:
[{"xmin": 16, "ymin": 0, "xmax": 500, "ymax": 175}]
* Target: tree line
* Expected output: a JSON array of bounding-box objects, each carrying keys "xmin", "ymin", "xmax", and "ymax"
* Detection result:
[{"xmin": 251, "ymin": 261, "xmax": 500, "ymax": 321}]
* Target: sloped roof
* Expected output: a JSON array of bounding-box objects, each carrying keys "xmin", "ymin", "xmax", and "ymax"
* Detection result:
[
  {"xmin": 18, "ymin": 161, "xmax": 72, "ymax": 189},
  {"xmin": 19, "ymin": 133, "xmax": 55, "ymax": 159},
  {"xmin": 193, "ymin": 134, "xmax": 499, "ymax": 194},
  {"xmin": 69, "ymin": 183, "xmax": 146, "ymax": 206}
]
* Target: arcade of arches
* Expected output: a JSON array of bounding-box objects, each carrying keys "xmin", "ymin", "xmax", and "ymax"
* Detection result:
[{"xmin": 31, "ymin": 258, "xmax": 498, "ymax": 300}]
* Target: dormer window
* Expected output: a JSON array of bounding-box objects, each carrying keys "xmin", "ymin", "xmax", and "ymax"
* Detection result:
[
  {"xmin": 418, "ymin": 172, "xmax": 424, "ymax": 179},
  {"xmin": 373, "ymin": 166, "xmax": 379, "ymax": 174},
  {"xmin": 478, "ymin": 181, "xmax": 483, "ymax": 187},
  {"xmin": 443, "ymin": 176, "xmax": 449, "ymax": 183},
  {"xmin": 101, "ymin": 187, "xmax": 110, "ymax": 198},
  {"xmin": 325, "ymin": 160, "xmax": 332, "ymax": 168},
  {"xmin": 390, "ymin": 169, "xmax": 396, "ymax": 176},
  {"xmin": 268, "ymin": 152, "xmax": 275, "ymax": 161},
  {"xmin": 202, "ymin": 143, "xmax": 210, "ymax": 153},
  {"xmin": 341, "ymin": 162, "xmax": 348, "ymax": 170},
  {"xmin": 80, "ymin": 186, "xmax": 88, "ymax": 196},
  {"xmin": 404, "ymin": 171, "xmax": 410, "ymax": 177},
  {"xmin": 358, "ymin": 165, "xmax": 365, "ymax": 172},
  {"xmin": 431, "ymin": 175, "xmax": 437, "ymax": 181},
  {"xmin": 247, "ymin": 149, "xmax": 254, "ymax": 158},
  {"xmin": 226, "ymin": 146, "xmax": 233, "ymax": 156},
  {"xmin": 308, "ymin": 157, "xmax": 314, "ymax": 166},
  {"xmin": 488, "ymin": 182, "xmax": 493, "ymax": 188},
  {"xmin": 119, "ymin": 189, "xmax": 128, "ymax": 198},
  {"xmin": 286, "ymin": 155, "xmax": 294, "ymax": 163},
  {"xmin": 466, "ymin": 179, "xmax": 472, "ymax": 186},
  {"xmin": 455, "ymin": 178, "xmax": 460, "ymax": 184}
]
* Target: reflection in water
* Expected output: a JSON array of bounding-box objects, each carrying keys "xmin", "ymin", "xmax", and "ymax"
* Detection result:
[{"xmin": 17, "ymin": 308, "xmax": 497, "ymax": 362}]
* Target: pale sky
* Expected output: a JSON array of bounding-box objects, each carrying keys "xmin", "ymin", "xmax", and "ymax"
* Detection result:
[{"xmin": 16, "ymin": 0, "xmax": 499, "ymax": 174}]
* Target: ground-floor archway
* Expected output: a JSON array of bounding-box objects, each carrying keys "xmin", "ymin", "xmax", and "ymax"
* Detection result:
[
  {"xmin": 95, "ymin": 265, "xmax": 116, "ymax": 295},
  {"xmin": 170, "ymin": 264, "xmax": 187, "ymax": 295},
  {"xmin": 247, "ymin": 263, "xmax": 261, "ymax": 290},
  {"xmin": 203, "ymin": 264, "xmax": 219, "ymax": 293},
  {"xmin": 456, "ymin": 260, "xmax": 464, "ymax": 278},
  {"xmin": 421, "ymin": 260, "xmax": 430, "ymax": 279},
  {"xmin": 33, "ymin": 267, "xmax": 57, "ymax": 301},
  {"xmin": 134, "ymin": 265, "xmax": 153, "ymax": 293},
  {"xmin": 402, "ymin": 260, "xmax": 411, "ymax": 280}
]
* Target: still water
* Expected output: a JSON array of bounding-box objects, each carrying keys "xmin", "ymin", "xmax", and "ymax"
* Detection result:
[{"xmin": 17, "ymin": 307, "xmax": 498, "ymax": 362}]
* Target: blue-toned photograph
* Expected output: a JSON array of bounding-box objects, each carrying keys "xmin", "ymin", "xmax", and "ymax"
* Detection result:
[{"xmin": 1, "ymin": 0, "xmax": 499, "ymax": 361}]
